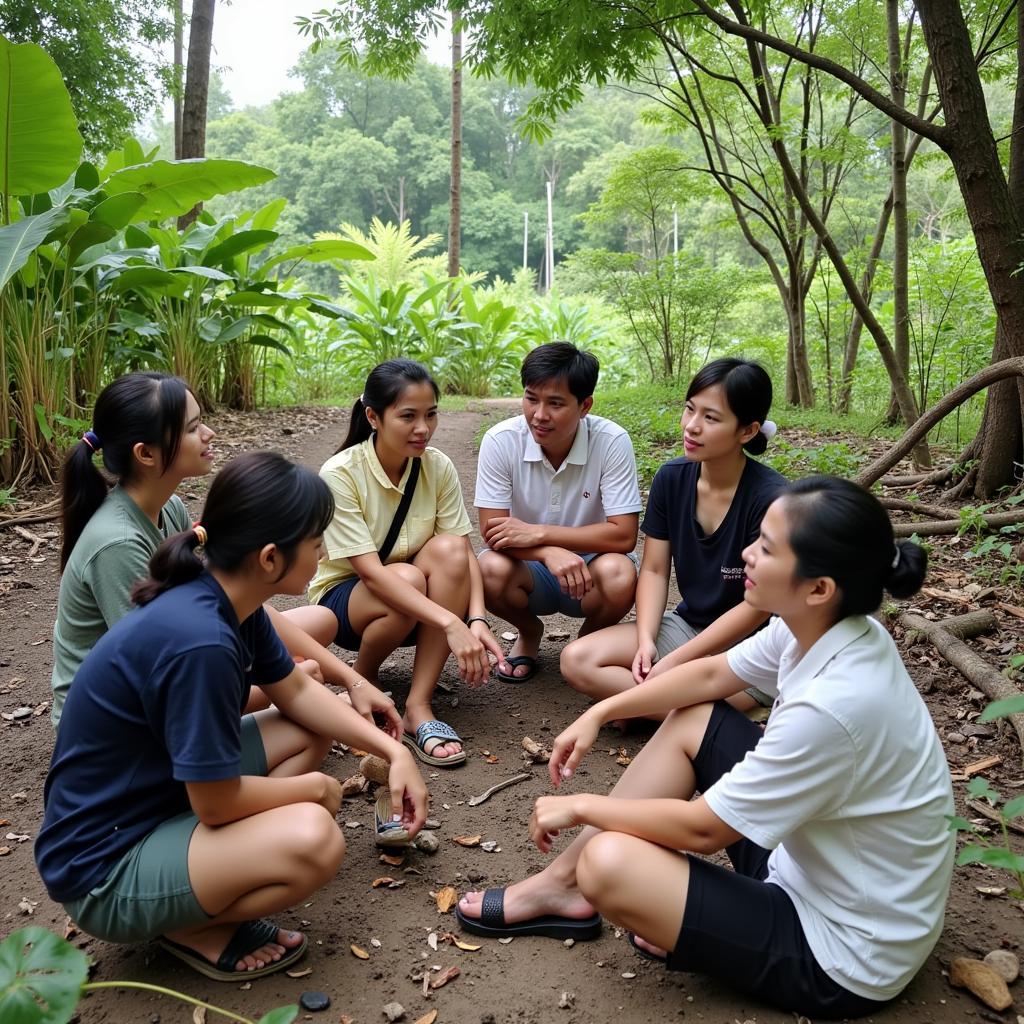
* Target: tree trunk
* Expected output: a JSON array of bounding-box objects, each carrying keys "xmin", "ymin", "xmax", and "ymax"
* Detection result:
[
  {"xmin": 178, "ymin": 0, "xmax": 216, "ymax": 228},
  {"xmin": 447, "ymin": 12, "xmax": 462, "ymax": 280},
  {"xmin": 173, "ymin": 0, "xmax": 184, "ymax": 159},
  {"xmin": 787, "ymin": 285, "xmax": 814, "ymax": 407},
  {"xmin": 918, "ymin": 0, "xmax": 1024, "ymax": 496},
  {"xmin": 884, "ymin": 0, "xmax": 911, "ymax": 426}
]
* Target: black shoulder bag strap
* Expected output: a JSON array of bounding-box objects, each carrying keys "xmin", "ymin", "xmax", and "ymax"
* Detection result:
[{"xmin": 378, "ymin": 457, "xmax": 421, "ymax": 562}]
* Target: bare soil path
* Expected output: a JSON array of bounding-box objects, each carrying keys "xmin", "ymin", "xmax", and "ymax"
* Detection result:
[{"xmin": 1, "ymin": 401, "xmax": 1021, "ymax": 1023}]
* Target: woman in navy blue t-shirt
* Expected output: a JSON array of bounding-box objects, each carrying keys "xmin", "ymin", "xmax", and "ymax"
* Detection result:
[
  {"xmin": 36, "ymin": 452, "xmax": 428, "ymax": 983},
  {"xmin": 561, "ymin": 359, "xmax": 784, "ymax": 709}
]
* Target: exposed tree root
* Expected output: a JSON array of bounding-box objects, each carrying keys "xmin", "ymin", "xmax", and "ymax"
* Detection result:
[
  {"xmin": 879, "ymin": 497, "xmax": 956, "ymax": 519},
  {"xmin": 893, "ymin": 509, "xmax": 1024, "ymax": 538},
  {"xmin": 900, "ymin": 610, "xmax": 1024, "ymax": 766},
  {"xmin": 0, "ymin": 498, "xmax": 61, "ymax": 528}
]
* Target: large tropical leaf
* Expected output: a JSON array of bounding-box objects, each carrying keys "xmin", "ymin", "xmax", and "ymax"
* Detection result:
[
  {"xmin": 103, "ymin": 159, "xmax": 276, "ymax": 221},
  {"xmin": 0, "ymin": 38, "xmax": 83, "ymax": 199},
  {"xmin": 205, "ymin": 230, "xmax": 278, "ymax": 265},
  {"xmin": 262, "ymin": 239, "xmax": 373, "ymax": 271},
  {"xmin": 0, "ymin": 927, "xmax": 89, "ymax": 1024},
  {"xmin": 0, "ymin": 207, "xmax": 69, "ymax": 290}
]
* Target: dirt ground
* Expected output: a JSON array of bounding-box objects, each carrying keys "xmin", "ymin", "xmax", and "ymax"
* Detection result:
[{"xmin": 1, "ymin": 401, "xmax": 1023, "ymax": 1024}]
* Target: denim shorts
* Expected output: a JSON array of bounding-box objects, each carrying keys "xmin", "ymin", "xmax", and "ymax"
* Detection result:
[
  {"xmin": 64, "ymin": 715, "xmax": 268, "ymax": 943},
  {"xmin": 670, "ymin": 702, "xmax": 889, "ymax": 1018},
  {"xmin": 318, "ymin": 576, "xmax": 418, "ymax": 651},
  {"xmin": 525, "ymin": 552, "xmax": 640, "ymax": 618}
]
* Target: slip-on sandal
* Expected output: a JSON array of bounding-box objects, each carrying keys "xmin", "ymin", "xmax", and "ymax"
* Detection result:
[
  {"xmin": 494, "ymin": 655, "xmax": 540, "ymax": 684},
  {"xmin": 454, "ymin": 886, "xmax": 602, "ymax": 940},
  {"xmin": 374, "ymin": 789, "xmax": 411, "ymax": 847},
  {"xmin": 402, "ymin": 719, "xmax": 468, "ymax": 767},
  {"xmin": 159, "ymin": 918, "xmax": 307, "ymax": 982}
]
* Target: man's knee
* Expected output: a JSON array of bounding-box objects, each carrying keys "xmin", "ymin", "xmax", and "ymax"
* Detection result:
[{"xmin": 590, "ymin": 555, "xmax": 637, "ymax": 604}]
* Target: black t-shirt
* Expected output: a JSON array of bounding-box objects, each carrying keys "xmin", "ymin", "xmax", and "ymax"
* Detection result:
[{"xmin": 641, "ymin": 456, "xmax": 785, "ymax": 629}]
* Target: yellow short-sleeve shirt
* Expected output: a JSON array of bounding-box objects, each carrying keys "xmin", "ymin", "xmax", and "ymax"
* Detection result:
[{"xmin": 308, "ymin": 439, "xmax": 472, "ymax": 605}]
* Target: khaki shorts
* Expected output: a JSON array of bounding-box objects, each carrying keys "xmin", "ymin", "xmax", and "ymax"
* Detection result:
[
  {"xmin": 653, "ymin": 611, "xmax": 773, "ymax": 708},
  {"xmin": 65, "ymin": 714, "xmax": 268, "ymax": 943}
]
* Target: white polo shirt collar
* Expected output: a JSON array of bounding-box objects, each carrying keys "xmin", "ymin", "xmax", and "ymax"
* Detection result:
[
  {"xmin": 524, "ymin": 418, "xmax": 591, "ymax": 473},
  {"xmin": 780, "ymin": 614, "xmax": 872, "ymax": 694}
]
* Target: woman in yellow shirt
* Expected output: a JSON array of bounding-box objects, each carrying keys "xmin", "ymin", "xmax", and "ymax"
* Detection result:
[{"xmin": 286, "ymin": 359, "xmax": 508, "ymax": 767}]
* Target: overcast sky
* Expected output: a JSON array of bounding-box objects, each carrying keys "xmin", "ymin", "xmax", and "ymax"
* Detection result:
[{"xmin": 206, "ymin": 0, "xmax": 450, "ymax": 110}]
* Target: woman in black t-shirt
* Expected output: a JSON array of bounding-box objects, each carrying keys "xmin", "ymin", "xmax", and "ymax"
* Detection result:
[{"xmin": 561, "ymin": 359, "xmax": 784, "ymax": 709}]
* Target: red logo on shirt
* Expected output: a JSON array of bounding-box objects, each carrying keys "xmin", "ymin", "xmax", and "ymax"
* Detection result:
[{"xmin": 583, "ymin": 491, "xmax": 591, "ymax": 499}]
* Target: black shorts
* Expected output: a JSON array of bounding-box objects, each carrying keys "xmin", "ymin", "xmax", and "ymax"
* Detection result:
[
  {"xmin": 318, "ymin": 577, "xmax": 417, "ymax": 651},
  {"xmin": 668, "ymin": 701, "xmax": 891, "ymax": 1020}
]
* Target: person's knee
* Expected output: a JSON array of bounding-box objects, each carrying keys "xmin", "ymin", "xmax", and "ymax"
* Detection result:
[
  {"xmin": 289, "ymin": 803, "xmax": 346, "ymax": 880},
  {"xmin": 478, "ymin": 550, "xmax": 514, "ymax": 593},
  {"xmin": 591, "ymin": 556, "xmax": 638, "ymax": 605},
  {"xmin": 560, "ymin": 636, "xmax": 595, "ymax": 692},
  {"xmin": 422, "ymin": 533, "xmax": 468, "ymax": 567},
  {"xmin": 577, "ymin": 832, "xmax": 639, "ymax": 907},
  {"xmin": 391, "ymin": 563, "xmax": 427, "ymax": 593}
]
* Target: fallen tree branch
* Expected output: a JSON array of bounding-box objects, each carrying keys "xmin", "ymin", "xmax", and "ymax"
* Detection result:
[
  {"xmin": 879, "ymin": 497, "xmax": 957, "ymax": 519},
  {"xmin": 901, "ymin": 611, "xmax": 1024, "ymax": 766},
  {"xmin": 0, "ymin": 498, "xmax": 61, "ymax": 528},
  {"xmin": 857, "ymin": 357, "xmax": 1024, "ymax": 489},
  {"xmin": 894, "ymin": 509, "xmax": 1024, "ymax": 537}
]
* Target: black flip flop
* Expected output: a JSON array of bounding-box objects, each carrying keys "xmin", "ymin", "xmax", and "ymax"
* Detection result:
[
  {"xmin": 494, "ymin": 655, "xmax": 540, "ymax": 684},
  {"xmin": 159, "ymin": 919, "xmax": 307, "ymax": 982},
  {"xmin": 627, "ymin": 931, "xmax": 668, "ymax": 964},
  {"xmin": 455, "ymin": 886, "xmax": 601, "ymax": 940}
]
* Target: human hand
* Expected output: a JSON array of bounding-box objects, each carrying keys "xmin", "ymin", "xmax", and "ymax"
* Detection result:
[
  {"xmin": 542, "ymin": 548, "xmax": 592, "ymax": 601},
  {"xmin": 469, "ymin": 619, "xmax": 510, "ymax": 678},
  {"xmin": 483, "ymin": 516, "xmax": 544, "ymax": 551},
  {"xmin": 444, "ymin": 619, "xmax": 490, "ymax": 686},
  {"xmin": 548, "ymin": 710, "xmax": 601, "ymax": 788},
  {"xmin": 388, "ymin": 750, "xmax": 429, "ymax": 837},
  {"xmin": 529, "ymin": 794, "xmax": 582, "ymax": 853},
  {"xmin": 348, "ymin": 679, "xmax": 402, "ymax": 741},
  {"xmin": 631, "ymin": 641, "xmax": 658, "ymax": 685}
]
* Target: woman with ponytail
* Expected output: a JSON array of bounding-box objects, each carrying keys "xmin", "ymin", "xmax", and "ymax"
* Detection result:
[
  {"xmin": 36, "ymin": 452, "xmax": 428, "ymax": 983},
  {"xmin": 52, "ymin": 372, "xmax": 214, "ymax": 726},
  {"xmin": 285, "ymin": 358, "xmax": 508, "ymax": 768},
  {"xmin": 52, "ymin": 372, "xmax": 402, "ymax": 737},
  {"xmin": 561, "ymin": 357, "xmax": 785, "ymax": 712},
  {"xmin": 458, "ymin": 477, "xmax": 953, "ymax": 1019}
]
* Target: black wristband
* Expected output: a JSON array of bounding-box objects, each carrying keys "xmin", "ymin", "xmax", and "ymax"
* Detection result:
[{"xmin": 466, "ymin": 616, "xmax": 489, "ymax": 627}]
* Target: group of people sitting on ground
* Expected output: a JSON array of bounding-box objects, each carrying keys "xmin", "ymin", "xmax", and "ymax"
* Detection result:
[{"xmin": 35, "ymin": 343, "xmax": 954, "ymax": 1017}]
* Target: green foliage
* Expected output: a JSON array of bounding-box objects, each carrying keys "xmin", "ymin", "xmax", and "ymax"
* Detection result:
[
  {"xmin": 0, "ymin": 36, "xmax": 83, "ymax": 208},
  {"xmin": 0, "ymin": 2, "xmax": 173, "ymax": 153},
  {"xmin": 0, "ymin": 926, "xmax": 298, "ymax": 1024},
  {"xmin": 762, "ymin": 439, "xmax": 864, "ymax": 479},
  {"xmin": 947, "ymin": 776, "xmax": 1024, "ymax": 899}
]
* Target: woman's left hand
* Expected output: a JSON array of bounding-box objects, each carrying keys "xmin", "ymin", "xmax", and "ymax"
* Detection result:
[
  {"xmin": 529, "ymin": 795, "xmax": 582, "ymax": 853},
  {"xmin": 294, "ymin": 657, "xmax": 325, "ymax": 685},
  {"xmin": 349, "ymin": 679, "xmax": 403, "ymax": 741},
  {"xmin": 469, "ymin": 620, "xmax": 510, "ymax": 679}
]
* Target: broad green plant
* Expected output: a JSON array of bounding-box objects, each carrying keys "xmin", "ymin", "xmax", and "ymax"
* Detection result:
[
  {"xmin": 0, "ymin": 927, "xmax": 297, "ymax": 1024},
  {"xmin": 947, "ymin": 776, "xmax": 1024, "ymax": 899}
]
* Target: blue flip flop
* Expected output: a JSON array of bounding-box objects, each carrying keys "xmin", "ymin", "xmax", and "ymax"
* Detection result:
[
  {"xmin": 402, "ymin": 719, "xmax": 468, "ymax": 767},
  {"xmin": 455, "ymin": 887, "xmax": 602, "ymax": 941}
]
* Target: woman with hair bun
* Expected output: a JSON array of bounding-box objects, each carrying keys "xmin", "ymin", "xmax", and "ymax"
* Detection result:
[
  {"xmin": 458, "ymin": 476, "xmax": 952, "ymax": 1019},
  {"xmin": 562, "ymin": 357, "xmax": 784, "ymax": 711},
  {"xmin": 285, "ymin": 358, "xmax": 508, "ymax": 768},
  {"xmin": 36, "ymin": 452, "xmax": 428, "ymax": 983}
]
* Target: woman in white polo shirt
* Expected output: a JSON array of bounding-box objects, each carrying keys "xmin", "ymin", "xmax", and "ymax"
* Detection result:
[
  {"xmin": 285, "ymin": 359, "xmax": 508, "ymax": 768},
  {"xmin": 456, "ymin": 475, "xmax": 953, "ymax": 1017}
]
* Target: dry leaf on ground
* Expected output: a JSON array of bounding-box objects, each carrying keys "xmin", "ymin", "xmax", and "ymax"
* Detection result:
[
  {"xmin": 285, "ymin": 967, "xmax": 312, "ymax": 978},
  {"xmin": 350, "ymin": 944, "xmax": 370, "ymax": 960},
  {"xmin": 192, "ymin": 1007, "xmax": 206, "ymax": 1024},
  {"xmin": 435, "ymin": 886, "xmax": 458, "ymax": 913},
  {"xmin": 414, "ymin": 1011, "xmax": 438, "ymax": 1024},
  {"xmin": 380, "ymin": 852, "xmax": 405, "ymax": 866},
  {"xmin": 372, "ymin": 876, "xmax": 396, "ymax": 888},
  {"xmin": 453, "ymin": 834, "xmax": 482, "ymax": 847}
]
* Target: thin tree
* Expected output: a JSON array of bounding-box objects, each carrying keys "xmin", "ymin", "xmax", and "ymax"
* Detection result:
[{"xmin": 179, "ymin": 0, "xmax": 216, "ymax": 227}]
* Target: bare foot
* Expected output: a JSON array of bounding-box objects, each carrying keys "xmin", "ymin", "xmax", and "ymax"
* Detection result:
[
  {"xmin": 403, "ymin": 706, "xmax": 462, "ymax": 759},
  {"xmin": 458, "ymin": 871, "xmax": 595, "ymax": 925},
  {"xmin": 164, "ymin": 922, "xmax": 304, "ymax": 973},
  {"xmin": 633, "ymin": 934, "xmax": 668, "ymax": 960}
]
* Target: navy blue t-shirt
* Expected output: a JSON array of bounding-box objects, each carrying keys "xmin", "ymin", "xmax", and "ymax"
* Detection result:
[
  {"xmin": 641, "ymin": 456, "xmax": 784, "ymax": 629},
  {"xmin": 36, "ymin": 573, "xmax": 295, "ymax": 903}
]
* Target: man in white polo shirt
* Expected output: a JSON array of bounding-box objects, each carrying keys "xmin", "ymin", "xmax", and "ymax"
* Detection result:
[{"xmin": 475, "ymin": 342, "xmax": 643, "ymax": 682}]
